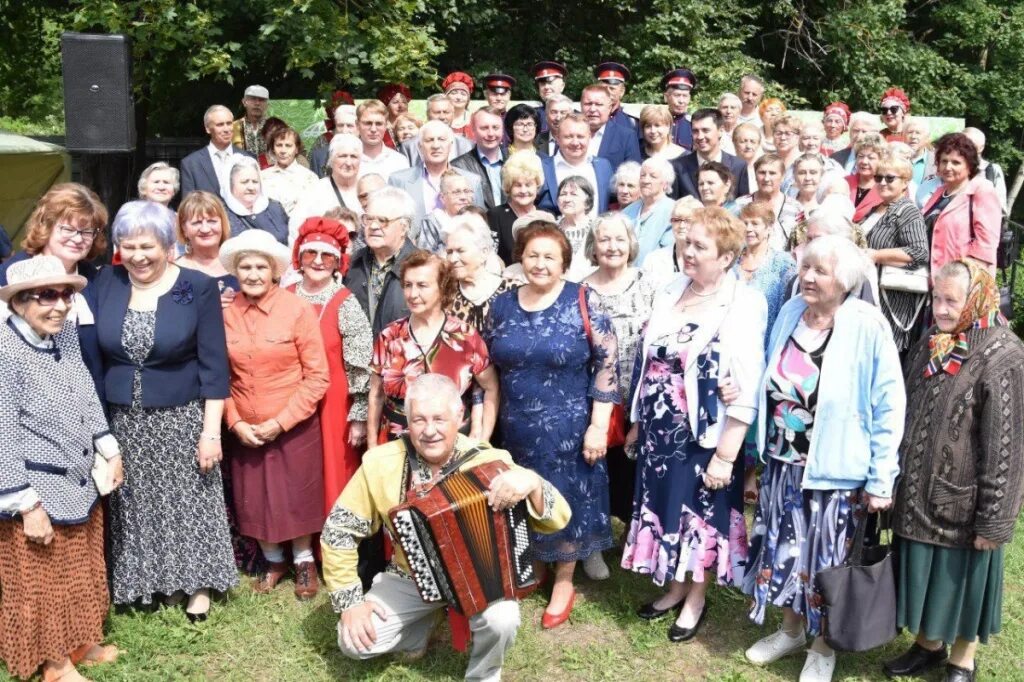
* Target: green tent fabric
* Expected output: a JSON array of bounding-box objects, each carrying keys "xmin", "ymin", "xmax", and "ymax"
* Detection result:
[{"xmin": 0, "ymin": 132, "xmax": 71, "ymax": 248}]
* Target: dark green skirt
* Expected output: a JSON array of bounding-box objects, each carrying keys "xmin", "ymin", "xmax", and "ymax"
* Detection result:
[{"xmin": 897, "ymin": 537, "xmax": 1004, "ymax": 644}]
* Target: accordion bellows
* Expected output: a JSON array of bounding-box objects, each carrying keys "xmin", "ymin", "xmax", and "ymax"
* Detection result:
[{"xmin": 388, "ymin": 460, "xmax": 538, "ymax": 617}]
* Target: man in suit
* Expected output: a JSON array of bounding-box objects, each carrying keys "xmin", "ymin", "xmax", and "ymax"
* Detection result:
[
  {"xmin": 451, "ymin": 107, "xmax": 507, "ymax": 210},
  {"xmin": 580, "ymin": 83, "xmax": 641, "ymax": 172},
  {"xmin": 399, "ymin": 95, "xmax": 473, "ymax": 165},
  {"xmin": 670, "ymin": 108, "xmax": 749, "ymax": 200},
  {"xmin": 180, "ymin": 104, "xmax": 252, "ymax": 199},
  {"xmin": 482, "ymin": 74, "xmax": 516, "ymax": 116},
  {"xmin": 532, "ymin": 61, "xmax": 567, "ymax": 134},
  {"xmin": 388, "ymin": 120, "xmax": 484, "ymax": 239},
  {"xmin": 537, "ymin": 113, "xmax": 612, "ymax": 217},
  {"xmin": 594, "ymin": 62, "xmax": 637, "ymax": 131},
  {"xmin": 661, "ymin": 68, "xmax": 697, "ymax": 150},
  {"xmin": 537, "ymin": 94, "xmax": 573, "ymax": 157}
]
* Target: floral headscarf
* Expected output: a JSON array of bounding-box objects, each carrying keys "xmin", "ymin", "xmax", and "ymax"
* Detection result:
[{"xmin": 925, "ymin": 259, "xmax": 1005, "ymax": 377}]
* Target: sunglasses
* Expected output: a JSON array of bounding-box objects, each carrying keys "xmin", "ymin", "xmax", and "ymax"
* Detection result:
[
  {"xmin": 299, "ymin": 251, "xmax": 339, "ymax": 267},
  {"xmin": 880, "ymin": 106, "xmax": 902, "ymax": 115},
  {"xmin": 25, "ymin": 286, "xmax": 76, "ymax": 307},
  {"xmin": 874, "ymin": 174, "xmax": 904, "ymax": 184}
]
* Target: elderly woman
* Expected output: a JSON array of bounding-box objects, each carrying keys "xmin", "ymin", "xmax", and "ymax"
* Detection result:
[
  {"xmin": 879, "ymin": 88, "xmax": 910, "ymax": 142},
  {"xmin": 733, "ymin": 122, "xmax": 764, "ymax": 193},
  {"xmin": 640, "ymin": 104, "xmax": 686, "ymax": 160},
  {"xmin": 582, "ymin": 214, "xmax": 656, "ymax": 525},
  {"xmin": 697, "ymin": 161, "xmax": 735, "ymax": 208},
  {"xmin": 222, "ymin": 157, "xmax": 289, "ymax": 245},
  {"xmin": 846, "ymin": 132, "xmax": 887, "ymax": 222},
  {"xmin": 137, "ymin": 162, "xmax": 179, "ymax": 207},
  {"xmin": 289, "ymin": 133, "xmax": 364, "ymax": 244},
  {"xmin": 772, "ymin": 114, "xmax": 803, "ymax": 170},
  {"xmin": 789, "ymin": 199, "xmax": 880, "ymax": 305},
  {"xmin": 718, "ymin": 93, "xmax": 742, "ymax": 154},
  {"xmin": 377, "ymin": 83, "xmax": 412, "ymax": 149},
  {"xmin": 861, "ymin": 155, "xmax": 930, "ymax": 354},
  {"xmin": 643, "ymin": 197, "xmax": 702, "ymax": 290},
  {"xmin": 368, "ymin": 251, "xmax": 498, "ymax": 446},
  {"xmin": 759, "ymin": 98, "xmax": 786, "ymax": 152},
  {"xmin": 0, "ymin": 256, "xmax": 123, "ymax": 682},
  {"xmin": 622, "ymin": 207, "xmax": 766, "ymax": 643},
  {"xmin": 312, "ymin": 105, "xmax": 359, "ymax": 178},
  {"xmin": 285, "ymin": 217, "xmax": 372, "ymax": 515},
  {"xmin": 735, "ymin": 201, "xmax": 797, "ymax": 336},
  {"xmin": 904, "ymin": 117, "xmax": 934, "ymax": 186},
  {"xmin": 261, "ymin": 125, "xmax": 318, "ymax": 217},
  {"xmin": 176, "ymin": 190, "xmax": 237, "ymax": 294},
  {"xmin": 419, "ymin": 170, "xmax": 477, "ymax": 254},
  {"xmin": 821, "ymin": 102, "xmax": 851, "ymax": 156},
  {"xmin": 505, "ymin": 103, "xmax": 543, "ymax": 155},
  {"xmin": 485, "ymin": 222, "xmax": 620, "ymax": 628},
  {"xmin": 393, "ymin": 113, "xmax": 422, "ymax": 146},
  {"xmin": 0, "ymin": 183, "xmax": 108, "ymax": 399},
  {"xmin": 444, "ymin": 213, "xmax": 515, "ymax": 331},
  {"xmin": 734, "ymin": 154, "xmax": 802, "ymax": 251},
  {"xmin": 792, "ymin": 154, "xmax": 825, "ymax": 214},
  {"xmin": 557, "ymin": 175, "xmax": 599, "ymax": 281},
  {"xmin": 488, "ymin": 150, "xmax": 544, "ymax": 264},
  {"xmin": 622, "ymin": 156, "xmax": 676, "ymax": 265},
  {"xmin": 612, "ymin": 160, "xmax": 642, "ymax": 210},
  {"xmin": 743, "ymin": 235, "xmax": 905, "ymax": 682},
  {"xmin": 95, "ymin": 200, "xmax": 237, "ymax": 620},
  {"xmin": 220, "ymin": 229, "xmax": 330, "ymax": 599},
  {"xmin": 921, "ymin": 132, "xmax": 1002, "ymax": 276},
  {"xmin": 884, "ymin": 260, "xmax": 1024, "ymax": 682}
]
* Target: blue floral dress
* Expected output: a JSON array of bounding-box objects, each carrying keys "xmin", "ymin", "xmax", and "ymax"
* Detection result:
[
  {"xmin": 734, "ymin": 249, "xmax": 796, "ymax": 344},
  {"xmin": 743, "ymin": 320, "xmax": 864, "ymax": 635},
  {"xmin": 485, "ymin": 282, "xmax": 620, "ymax": 562}
]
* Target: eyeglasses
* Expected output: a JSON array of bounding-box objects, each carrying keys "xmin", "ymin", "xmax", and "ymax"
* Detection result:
[
  {"xmin": 299, "ymin": 250, "xmax": 339, "ymax": 267},
  {"xmin": 444, "ymin": 188, "xmax": 476, "ymax": 197},
  {"xmin": 873, "ymin": 174, "xmax": 904, "ymax": 185},
  {"xmin": 513, "ymin": 120, "xmax": 536, "ymax": 129},
  {"xmin": 670, "ymin": 217, "xmax": 693, "ymax": 226},
  {"xmin": 24, "ymin": 286, "xmax": 76, "ymax": 307},
  {"xmin": 56, "ymin": 224, "xmax": 99, "ymax": 241},
  {"xmin": 774, "ymin": 130, "xmax": 796, "ymax": 138},
  {"xmin": 360, "ymin": 214, "xmax": 405, "ymax": 229},
  {"xmin": 880, "ymin": 106, "xmax": 902, "ymax": 115}
]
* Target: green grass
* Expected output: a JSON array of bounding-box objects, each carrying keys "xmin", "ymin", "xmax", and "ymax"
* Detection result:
[{"xmin": 3, "ymin": 518, "xmax": 1023, "ymax": 681}]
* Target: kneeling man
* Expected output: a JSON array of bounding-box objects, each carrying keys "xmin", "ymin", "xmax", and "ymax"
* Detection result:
[{"xmin": 322, "ymin": 373, "xmax": 570, "ymax": 681}]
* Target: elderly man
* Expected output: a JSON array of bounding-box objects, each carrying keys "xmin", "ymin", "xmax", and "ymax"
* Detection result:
[
  {"xmin": 830, "ymin": 111, "xmax": 883, "ymax": 172},
  {"xmin": 964, "ymin": 127, "xmax": 1009, "ymax": 216},
  {"xmin": 737, "ymin": 74, "xmax": 765, "ymax": 127},
  {"xmin": 232, "ymin": 84, "xmax": 270, "ymax": 155},
  {"xmin": 357, "ymin": 99, "xmax": 410, "ymax": 180},
  {"xmin": 357, "ymin": 173, "xmax": 387, "ymax": 214},
  {"xmin": 343, "ymin": 186, "xmax": 419, "ymax": 335},
  {"xmin": 400, "ymin": 95, "xmax": 474, "ymax": 165},
  {"xmin": 538, "ymin": 93, "xmax": 573, "ymax": 157},
  {"xmin": 288, "ymin": 133, "xmax": 363, "ymax": 243},
  {"xmin": 537, "ymin": 112, "xmax": 613, "ymax": 217},
  {"xmin": 311, "ymin": 105, "xmax": 359, "ymax": 177},
  {"xmin": 482, "ymin": 73, "xmax": 516, "ymax": 116},
  {"xmin": 180, "ymin": 104, "xmax": 252, "ymax": 198},
  {"xmin": 670, "ymin": 108, "xmax": 749, "ymax": 199},
  {"xmin": 452, "ymin": 107, "xmax": 507, "ymax": 210},
  {"xmin": 418, "ymin": 171, "xmax": 477, "ymax": 254},
  {"xmin": 388, "ymin": 121, "xmax": 484, "ymax": 238},
  {"xmin": 532, "ymin": 60, "xmax": 567, "ymax": 134},
  {"xmin": 718, "ymin": 92, "xmax": 742, "ymax": 154},
  {"xmin": 580, "ymin": 83, "xmax": 641, "ymax": 172},
  {"xmin": 594, "ymin": 61, "xmax": 637, "ymax": 130},
  {"xmin": 660, "ymin": 68, "xmax": 696, "ymax": 150},
  {"xmin": 324, "ymin": 373, "xmax": 570, "ymax": 682}
]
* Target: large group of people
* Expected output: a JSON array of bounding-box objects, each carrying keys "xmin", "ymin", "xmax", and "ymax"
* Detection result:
[{"xmin": 0, "ymin": 62, "xmax": 1021, "ymax": 682}]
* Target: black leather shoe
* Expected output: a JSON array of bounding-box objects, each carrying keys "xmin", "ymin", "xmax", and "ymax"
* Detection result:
[
  {"xmin": 667, "ymin": 602, "xmax": 708, "ymax": 642},
  {"xmin": 636, "ymin": 598, "xmax": 684, "ymax": 621},
  {"xmin": 883, "ymin": 643, "xmax": 948, "ymax": 677},
  {"xmin": 945, "ymin": 663, "xmax": 976, "ymax": 682},
  {"xmin": 186, "ymin": 611, "xmax": 208, "ymax": 624}
]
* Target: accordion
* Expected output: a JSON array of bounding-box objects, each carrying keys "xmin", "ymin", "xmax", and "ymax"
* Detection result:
[{"xmin": 388, "ymin": 459, "xmax": 538, "ymax": 617}]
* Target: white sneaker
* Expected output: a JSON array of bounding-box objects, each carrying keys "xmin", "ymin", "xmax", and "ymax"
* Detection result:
[
  {"xmin": 799, "ymin": 649, "xmax": 837, "ymax": 682},
  {"xmin": 745, "ymin": 627, "xmax": 807, "ymax": 666},
  {"xmin": 582, "ymin": 551, "xmax": 610, "ymax": 580}
]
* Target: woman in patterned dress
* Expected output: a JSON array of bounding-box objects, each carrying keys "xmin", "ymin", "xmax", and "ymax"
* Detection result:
[
  {"xmin": 622, "ymin": 207, "xmax": 766, "ymax": 643},
  {"xmin": 556, "ymin": 176, "xmax": 598, "ymax": 282},
  {"xmin": 485, "ymin": 222, "xmax": 620, "ymax": 629},
  {"xmin": 742, "ymin": 236, "xmax": 904, "ymax": 682},
  {"xmin": 367, "ymin": 251, "xmax": 499, "ymax": 446},
  {"xmin": 95, "ymin": 201, "xmax": 238, "ymax": 622},
  {"xmin": 444, "ymin": 213, "xmax": 515, "ymax": 334}
]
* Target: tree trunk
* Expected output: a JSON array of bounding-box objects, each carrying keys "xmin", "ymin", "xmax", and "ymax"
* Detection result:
[{"xmin": 1008, "ymin": 161, "xmax": 1023, "ymax": 221}]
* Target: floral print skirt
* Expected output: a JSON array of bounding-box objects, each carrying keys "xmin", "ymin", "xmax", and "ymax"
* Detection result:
[{"xmin": 743, "ymin": 457, "xmax": 863, "ymax": 635}]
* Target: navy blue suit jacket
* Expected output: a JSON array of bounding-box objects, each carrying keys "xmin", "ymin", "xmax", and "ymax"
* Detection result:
[
  {"xmin": 0, "ymin": 251, "xmax": 104, "ymax": 401},
  {"xmin": 536, "ymin": 155, "xmax": 613, "ymax": 216},
  {"xmin": 669, "ymin": 151, "xmax": 750, "ymax": 200},
  {"xmin": 94, "ymin": 266, "xmax": 230, "ymax": 408},
  {"xmin": 672, "ymin": 116, "xmax": 693, "ymax": 150},
  {"xmin": 179, "ymin": 144, "xmax": 251, "ymax": 199},
  {"xmin": 596, "ymin": 119, "xmax": 642, "ymax": 171}
]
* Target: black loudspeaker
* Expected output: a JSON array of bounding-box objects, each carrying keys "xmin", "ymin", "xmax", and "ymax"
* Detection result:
[{"xmin": 61, "ymin": 32, "xmax": 136, "ymax": 153}]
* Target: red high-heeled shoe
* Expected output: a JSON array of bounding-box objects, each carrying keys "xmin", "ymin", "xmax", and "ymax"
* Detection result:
[{"xmin": 541, "ymin": 588, "xmax": 576, "ymax": 629}]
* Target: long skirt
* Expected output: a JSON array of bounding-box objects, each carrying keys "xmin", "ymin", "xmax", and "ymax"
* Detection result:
[
  {"xmin": 743, "ymin": 458, "xmax": 863, "ymax": 636},
  {"xmin": 0, "ymin": 508, "xmax": 108, "ymax": 680},
  {"xmin": 897, "ymin": 538, "xmax": 1004, "ymax": 645},
  {"xmin": 229, "ymin": 414, "xmax": 325, "ymax": 543}
]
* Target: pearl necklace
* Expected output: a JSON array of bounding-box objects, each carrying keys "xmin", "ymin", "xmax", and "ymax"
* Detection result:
[{"xmin": 128, "ymin": 272, "xmax": 164, "ymax": 290}]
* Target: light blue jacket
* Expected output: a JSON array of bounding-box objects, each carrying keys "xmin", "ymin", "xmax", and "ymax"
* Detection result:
[
  {"xmin": 755, "ymin": 294, "xmax": 905, "ymax": 497},
  {"xmin": 622, "ymin": 196, "xmax": 675, "ymax": 266}
]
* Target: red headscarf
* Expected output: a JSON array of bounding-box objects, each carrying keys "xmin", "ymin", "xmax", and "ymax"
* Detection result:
[
  {"xmin": 880, "ymin": 87, "xmax": 911, "ymax": 113},
  {"xmin": 376, "ymin": 83, "xmax": 413, "ymax": 107},
  {"xmin": 291, "ymin": 217, "xmax": 351, "ymax": 276},
  {"xmin": 323, "ymin": 90, "xmax": 355, "ymax": 141},
  {"xmin": 823, "ymin": 101, "xmax": 851, "ymax": 128},
  {"xmin": 442, "ymin": 72, "xmax": 474, "ymax": 94}
]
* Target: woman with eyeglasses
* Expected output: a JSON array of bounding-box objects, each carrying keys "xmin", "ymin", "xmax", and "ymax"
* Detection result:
[
  {"xmin": 0, "ymin": 183, "xmax": 109, "ymax": 401},
  {"xmin": 286, "ymin": 217, "xmax": 372, "ymax": 516},
  {"xmin": 642, "ymin": 197, "xmax": 703, "ymax": 290},
  {"xmin": 505, "ymin": 104, "xmax": 544, "ymax": 156}
]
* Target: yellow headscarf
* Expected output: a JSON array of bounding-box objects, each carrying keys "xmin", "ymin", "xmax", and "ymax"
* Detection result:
[{"xmin": 925, "ymin": 259, "xmax": 1004, "ymax": 377}]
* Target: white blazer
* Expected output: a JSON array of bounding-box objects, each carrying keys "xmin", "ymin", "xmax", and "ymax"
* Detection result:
[{"xmin": 628, "ymin": 272, "xmax": 768, "ymax": 449}]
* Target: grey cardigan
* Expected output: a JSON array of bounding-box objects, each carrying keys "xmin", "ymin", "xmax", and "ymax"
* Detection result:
[{"xmin": 0, "ymin": 317, "xmax": 117, "ymax": 525}]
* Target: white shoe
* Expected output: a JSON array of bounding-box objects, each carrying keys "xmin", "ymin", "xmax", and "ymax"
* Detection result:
[
  {"xmin": 582, "ymin": 551, "xmax": 610, "ymax": 580},
  {"xmin": 799, "ymin": 649, "xmax": 836, "ymax": 682},
  {"xmin": 745, "ymin": 627, "xmax": 807, "ymax": 666}
]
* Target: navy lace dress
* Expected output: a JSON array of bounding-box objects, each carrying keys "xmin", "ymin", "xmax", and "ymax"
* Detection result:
[{"xmin": 485, "ymin": 282, "xmax": 620, "ymax": 562}]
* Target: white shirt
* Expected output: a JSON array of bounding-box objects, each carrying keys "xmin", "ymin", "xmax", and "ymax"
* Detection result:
[
  {"xmin": 207, "ymin": 142, "xmax": 237, "ymax": 194},
  {"xmin": 261, "ymin": 162, "xmax": 319, "ymax": 216},
  {"xmin": 587, "ymin": 125, "xmax": 606, "ymax": 161},
  {"xmin": 737, "ymin": 112, "xmax": 763, "ymax": 128},
  {"xmin": 287, "ymin": 176, "xmax": 362, "ymax": 245},
  {"xmin": 359, "ymin": 146, "xmax": 410, "ymax": 180},
  {"xmin": 553, "ymin": 153, "xmax": 599, "ymax": 219}
]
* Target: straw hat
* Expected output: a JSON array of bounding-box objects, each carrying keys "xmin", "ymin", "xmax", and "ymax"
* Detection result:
[
  {"xmin": 0, "ymin": 255, "xmax": 87, "ymax": 303},
  {"xmin": 219, "ymin": 229, "xmax": 292, "ymax": 277}
]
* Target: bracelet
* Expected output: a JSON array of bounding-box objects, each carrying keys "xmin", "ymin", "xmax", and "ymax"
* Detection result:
[
  {"xmin": 20, "ymin": 500, "xmax": 42, "ymax": 516},
  {"xmin": 201, "ymin": 432, "xmax": 222, "ymax": 442},
  {"xmin": 712, "ymin": 453, "xmax": 736, "ymax": 466}
]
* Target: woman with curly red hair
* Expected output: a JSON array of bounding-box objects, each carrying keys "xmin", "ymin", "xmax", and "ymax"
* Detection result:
[{"xmin": 377, "ymin": 83, "xmax": 413, "ymax": 149}]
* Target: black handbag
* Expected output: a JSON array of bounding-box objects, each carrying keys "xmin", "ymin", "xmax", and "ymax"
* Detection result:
[{"xmin": 814, "ymin": 512, "xmax": 898, "ymax": 652}]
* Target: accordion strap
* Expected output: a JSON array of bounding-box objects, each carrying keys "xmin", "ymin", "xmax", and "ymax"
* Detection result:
[{"xmin": 400, "ymin": 434, "xmax": 489, "ymax": 493}]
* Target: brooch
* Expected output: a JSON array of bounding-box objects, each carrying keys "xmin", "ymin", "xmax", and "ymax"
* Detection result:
[{"xmin": 171, "ymin": 280, "xmax": 194, "ymax": 305}]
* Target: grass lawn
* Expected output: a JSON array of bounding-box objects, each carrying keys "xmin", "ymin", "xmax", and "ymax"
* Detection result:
[{"xmin": 3, "ymin": 518, "xmax": 1022, "ymax": 682}]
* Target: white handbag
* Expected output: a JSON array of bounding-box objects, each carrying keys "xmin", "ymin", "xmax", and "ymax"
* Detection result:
[
  {"xmin": 91, "ymin": 453, "xmax": 115, "ymax": 496},
  {"xmin": 879, "ymin": 265, "xmax": 930, "ymax": 294}
]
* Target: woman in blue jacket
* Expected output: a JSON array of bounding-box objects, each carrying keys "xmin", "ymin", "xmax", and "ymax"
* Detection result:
[{"xmin": 742, "ymin": 235, "xmax": 905, "ymax": 682}]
